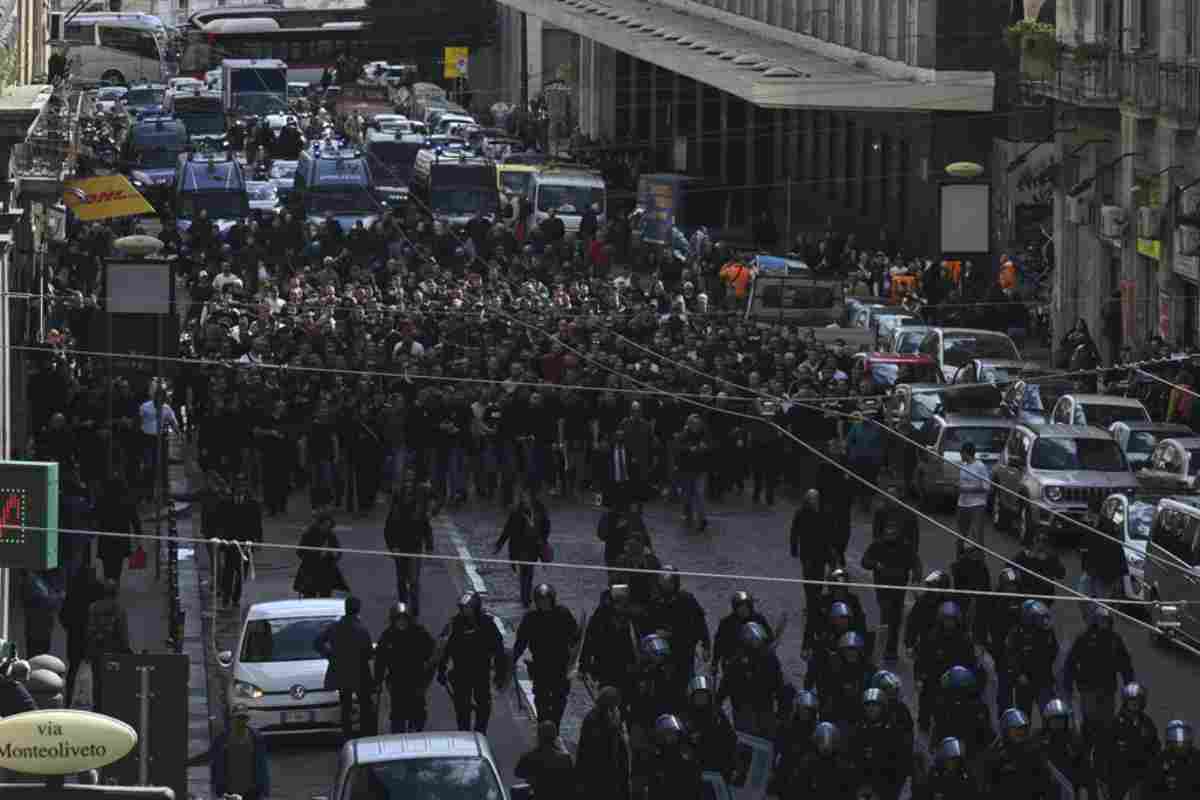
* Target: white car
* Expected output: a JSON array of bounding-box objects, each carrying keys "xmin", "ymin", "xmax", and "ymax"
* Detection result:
[
  {"xmin": 168, "ymin": 77, "xmax": 204, "ymax": 94},
  {"xmin": 218, "ymin": 599, "xmax": 346, "ymax": 736},
  {"xmin": 247, "ymin": 181, "xmax": 280, "ymax": 215}
]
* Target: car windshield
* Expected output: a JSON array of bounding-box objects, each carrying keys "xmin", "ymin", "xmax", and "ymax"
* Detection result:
[
  {"xmin": 943, "ymin": 427, "xmax": 1010, "ymax": 453},
  {"xmin": 178, "ymin": 112, "xmax": 225, "ymax": 136},
  {"xmin": 178, "ymin": 191, "xmax": 249, "ymax": 220},
  {"xmin": 501, "ymin": 172, "xmax": 532, "ymax": 195},
  {"xmin": 240, "ymin": 616, "xmax": 335, "ymax": 663},
  {"xmin": 895, "ymin": 331, "xmax": 924, "ymax": 354},
  {"xmin": 979, "ymin": 367, "xmax": 1019, "ymax": 383},
  {"xmin": 943, "ymin": 334, "xmax": 1019, "ymax": 367},
  {"xmin": 1030, "ymin": 437, "xmax": 1128, "ymax": 471},
  {"xmin": 536, "ymin": 184, "xmax": 603, "ymax": 214},
  {"xmin": 233, "ymin": 93, "xmax": 289, "ymax": 116},
  {"xmin": 431, "ymin": 188, "xmax": 498, "ymax": 216},
  {"xmin": 248, "ymin": 183, "xmax": 276, "ymax": 201},
  {"xmin": 126, "ymin": 89, "xmax": 164, "ymax": 107},
  {"xmin": 270, "ymin": 162, "xmax": 298, "ymax": 180},
  {"xmin": 367, "ymin": 142, "xmax": 422, "ymax": 180},
  {"xmin": 870, "ymin": 361, "xmax": 941, "ymax": 387},
  {"xmin": 1083, "ymin": 404, "xmax": 1149, "ymax": 427},
  {"xmin": 307, "ymin": 188, "xmax": 378, "ymax": 215},
  {"xmin": 1127, "ymin": 431, "xmax": 1162, "ymax": 454},
  {"xmin": 134, "ymin": 146, "xmax": 181, "ymax": 169},
  {"xmin": 348, "ymin": 757, "xmax": 503, "ymax": 800},
  {"xmin": 911, "ymin": 392, "xmax": 943, "ymax": 421},
  {"xmin": 98, "ymin": 88, "xmax": 126, "ymax": 100},
  {"xmin": 1128, "ymin": 503, "xmax": 1155, "ymax": 540}
]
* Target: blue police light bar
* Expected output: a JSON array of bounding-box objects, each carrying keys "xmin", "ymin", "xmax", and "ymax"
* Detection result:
[{"xmin": 0, "ymin": 461, "xmax": 59, "ymax": 570}]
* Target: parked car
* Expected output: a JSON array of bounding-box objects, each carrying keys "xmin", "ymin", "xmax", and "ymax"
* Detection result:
[
  {"xmin": 872, "ymin": 312, "xmax": 920, "ymax": 348},
  {"xmin": 911, "ymin": 414, "xmax": 1012, "ymax": 508},
  {"xmin": 1050, "ymin": 394, "xmax": 1151, "ymax": 429},
  {"xmin": 850, "ymin": 352, "xmax": 943, "ymax": 393},
  {"xmin": 1001, "ymin": 378, "xmax": 1076, "ymax": 425},
  {"xmin": 917, "ymin": 327, "xmax": 1022, "ymax": 383},
  {"xmin": 316, "ymin": 732, "xmax": 511, "ymax": 800},
  {"xmin": 1135, "ymin": 437, "xmax": 1200, "ymax": 491},
  {"xmin": 1144, "ymin": 496, "xmax": 1200, "ymax": 649},
  {"xmin": 1094, "ymin": 493, "xmax": 1155, "ymax": 606},
  {"xmin": 950, "ymin": 358, "xmax": 1044, "ymax": 385},
  {"xmin": 888, "ymin": 325, "xmax": 932, "ymax": 355},
  {"xmin": 1110, "ymin": 422, "xmax": 1194, "ymax": 471},
  {"xmin": 218, "ymin": 598, "xmax": 346, "ymax": 736},
  {"xmin": 991, "ymin": 424, "xmax": 1138, "ymax": 542}
]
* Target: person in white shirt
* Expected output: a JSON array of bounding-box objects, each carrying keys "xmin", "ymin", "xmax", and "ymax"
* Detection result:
[
  {"xmin": 139, "ymin": 388, "xmax": 179, "ymax": 496},
  {"xmin": 956, "ymin": 441, "xmax": 991, "ymax": 551},
  {"xmin": 211, "ymin": 265, "xmax": 244, "ymax": 293}
]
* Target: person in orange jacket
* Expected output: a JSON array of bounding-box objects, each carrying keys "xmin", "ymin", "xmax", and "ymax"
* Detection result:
[{"xmin": 719, "ymin": 260, "xmax": 754, "ymax": 303}]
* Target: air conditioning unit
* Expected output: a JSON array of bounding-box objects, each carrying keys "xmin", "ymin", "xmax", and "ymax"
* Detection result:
[
  {"xmin": 1181, "ymin": 186, "xmax": 1200, "ymax": 227},
  {"xmin": 1100, "ymin": 205, "xmax": 1128, "ymax": 238},
  {"xmin": 1066, "ymin": 195, "xmax": 1089, "ymax": 224},
  {"xmin": 1138, "ymin": 206, "xmax": 1163, "ymax": 239},
  {"xmin": 1180, "ymin": 225, "xmax": 1200, "ymax": 256}
]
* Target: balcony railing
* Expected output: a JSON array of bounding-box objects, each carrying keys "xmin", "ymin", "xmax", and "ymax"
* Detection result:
[
  {"xmin": 1025, "ymin": 52, "xmax": 1200, "ymax": 125},
  {"xmin": 1027, "ymin": 53, "xmax": 1121, "ymax": 107},
  {"xmin": 10, "ymin": 84, "xmax": 88, "ymax": 183}
]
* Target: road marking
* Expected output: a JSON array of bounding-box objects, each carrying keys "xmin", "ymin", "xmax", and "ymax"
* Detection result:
[{"xmin": 437, "ymin": 513, "xmax": 536, "ymax": 717}]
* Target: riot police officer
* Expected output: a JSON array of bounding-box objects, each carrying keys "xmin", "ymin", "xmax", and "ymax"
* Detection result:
[
  {"xmin": 628, "ymin": 634, "xmax": 682, "ymax": 741},
  {"xmin": 913, "ymin": 737, "xmax": 974, "ymax": 800},
  {"xmin": 914, "ymin": 602, "xmax": 977, "ymax": 734},
  {"xmin": 647, "ymin": 566, "xmax": 710, "ymax": 692},
  {"xmin": 818, "ymin": 631, "xmax": 877, "ymax": 733},
  {"xmin": 804, "ymin": 601, "xmax": 856, "ymax": 691},
  {"xmin": 717, "ymin": 621, "xmax": 786, "ymax": 738},
  {"xmin": 1095, "ymin": 683, "xmax": 1161, "ymax": 800},
  {"xmin": 642, "ymin": 714, "xmax": 704, "ymax": 800},
  {"xmin": 512, "ymin": 583, "xmax": 580, "ymax": 730},
  {"xmin": 680, "ymin": 676, "xmax": 737, "ymax": 781},
  {"xmin": 978, "ymin": 709, "xmax": 1058, "ymax": 800},
  {"xmin": 871, "ymin": 670, "xmax": 915, "ymax": 760},
  {"xmin": 1063, "ymin": 605, "xmax": 1135, "ymax": 747},
  {"xmin": 792, "ymin": 721, "xmax": 856, "ymax": 800},
  {"xmin": 374, "ymin": 602, "xmax": 436, "ymax": 733},
  {"xmin": 985, "ymin": 568, "xmax": 1025, "ymax": 710},
  {"xmin": 1038, "ymin": 698, "xmax": 1094, "ymax": 800},
  {"xmin": 581, "ymin": 585, "xmax": 640, "ymax": 699},
  {"xmin": 437, "ymin": 592, "xmax": 509, "ymax": 733},
  {"xmin": 712, "ymin": 590, "xmax": 774, "ymax": 677},
  {"xmin": 1004, "ymin": 600, "xmax": 1059, "ymax": 722},
  {"xmin": 929, "ymin": 666, "xmax": 994, "ymax": 762},
  {"xmin": 772, "ymin": 688, "xmax": 820, "ymax": 794},
  {"xmin": 1146, "ymin": 720, "xmax": 1200, "ymax": 799},
  {"xmin": 849, "ymin": 688, "xmax": 909, "ymax": 800},
  {"xmin": 904, "ymin": 571, "xmax": 953, "ymax": 655},
  {"xmin": 802, "ymin": 568, "xmax": 867, "ymax": 655}
]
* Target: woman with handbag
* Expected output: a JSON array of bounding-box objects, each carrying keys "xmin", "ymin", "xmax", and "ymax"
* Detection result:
[
  {"xmin": 294, "ymin": 511, "xmax": 347, "ymax": 598},
  {"xmin": 494, "ymin": 487, "xmax": 551, "ymax": 607},
  {"xmin": 94, "ymin": 478, "xmax": 141, "ymax": 585}
]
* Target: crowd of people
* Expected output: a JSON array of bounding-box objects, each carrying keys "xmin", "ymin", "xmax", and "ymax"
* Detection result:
[{"xmin": 12, "ymin": 102, "xmax": 1200, "ymax": 800}]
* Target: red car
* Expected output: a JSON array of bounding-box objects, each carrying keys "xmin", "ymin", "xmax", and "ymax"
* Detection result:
[{"xmin": 851, "ymin": 352, "xmax": 944, "ymax": 393}]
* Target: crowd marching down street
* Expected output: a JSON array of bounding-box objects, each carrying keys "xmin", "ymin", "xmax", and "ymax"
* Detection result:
[{"xmin": 11, "ymin": 55, "xmax": 1200, "ymax": 800}]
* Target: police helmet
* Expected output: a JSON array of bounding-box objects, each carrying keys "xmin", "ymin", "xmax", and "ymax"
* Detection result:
[
  {"xmin": 641, "ymin": 634, "xmax": 671, "ymax": 663},
  {"xmin": 939, "ymin": 665, "xmax": 977, "ymax": 694},
  {"xmin": 390, "ymin": 602, "xmax": 412, "ymax": 622},
  {"xmin": 837, "ymin": 631, "xmax": 865, "ymax": 658},
  {"xmin": 829, "ymin": 601, "xmax": 852, "ymax": 629},
  {"xmin": 794, "ymin": 690, "xmax": 819, "ymax": 720},
  {"xmin": 731, "ymin": 590, "xmax": 754, "ymax": 612},
  {"xmin": 862, "ymin": 688, "xmax": 885, "ymax": 721},
  {"xmin": 658, "ymin": 564, "xmax": 681, "ymax": 594},
  {"xmin": 1165, "ymin": 720, "xmax": 1194, "ymax": 753},
  {"xmin": 740, "ymin": 621, "xmax": 770, "ymax": 650},
  {"xmin": 1042, "ymin": 698, "xmax": 1071, "ymax": 729},
  {"xmin": 1121, "ymin": 682, "xmax": 1147, "ymax": 713},
  {"xmin": 1000, "ymin": 708, "xmax": 1030, "ymax": 743},
  {"xmin": 1089, "ymin": 605, "xmax": 1113, "ymax": 628},
  {"xmin": 654, "ymin": 713, "xmax": 685, "ymax": 746},
  {"xmin": 457, "ymin": 592, "xmax": 483, "ymax": 615},
  {"xmin": 923, "ymin": 570, "xmax": 951, "ymax": 590},
  {"xmin": 533, "ymin": 583, "xmax": 556, "ymax": 606},
  {"xmin": 813, "ymin": 721, "xmax": 839, "ymax": 755},
  {"xmin": 689, "ymin": 675, "xmax": 713, "ymax": 707},
  {"xmin": 609, "ymin": 584, "xmax": 632, "ymax": 607},
  {"xmin": 828, "ymin": 568, "xmax": 849, "ymax": 584},
  {"xmin": 870, "ymin": 670, "xmax": 903, "ymax": 702},
  {"xmin": 1021, "ymin": 599, "xmax": 1051, "ymax": 628},
  {"xmin": 935, "ymin": 737, "xmax": 964, "ymax": 770},
  {"xmin": 996, "ymin": 568, "xmax": 1020, "ymax": 592},
  {"xmin": 937, "ymin": 601, "xmax": 962, "ymax": 626}
]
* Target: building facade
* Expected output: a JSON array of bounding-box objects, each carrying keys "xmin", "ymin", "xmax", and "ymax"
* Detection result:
[
  {"xmin": 493, "ymin": 0, "xmax": 1009, "ymax": 251},
  {"xmin": 1028, "ymin": 1, "xmax": 1200, "ymax": 358}
]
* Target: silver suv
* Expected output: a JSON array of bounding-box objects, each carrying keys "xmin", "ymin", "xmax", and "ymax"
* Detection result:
[{"xmin": 991, "ymin": 424, "xmax": 1138, "ymax": 542}]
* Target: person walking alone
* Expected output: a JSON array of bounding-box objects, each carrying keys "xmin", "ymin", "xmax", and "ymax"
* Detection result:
[
  {"xmin": 955, "ymin": 442, "xmax": 991, "ymax": 552},
  {"xmin": 315, "ymin": 595, "xmax": 376, "ymax": 739},
  {"xmin": 495, "ymin": 487, "xmax": 550, "ymax": 607}
]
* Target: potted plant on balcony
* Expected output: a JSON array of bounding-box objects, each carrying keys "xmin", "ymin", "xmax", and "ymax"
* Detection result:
[{"xmin": 1006, "ymin": 20, "xmax": 1058, "ymax": 81}]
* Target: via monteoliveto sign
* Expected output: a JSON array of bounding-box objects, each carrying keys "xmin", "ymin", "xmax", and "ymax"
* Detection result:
[{"xmin": 0, "ymin": 710, "xmax": 138, "ymax": 774}]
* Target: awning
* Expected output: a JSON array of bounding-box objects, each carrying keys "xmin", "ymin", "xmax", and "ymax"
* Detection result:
[{"xmin": 506, "ymin": 0, "xmax": 995, "ymax": 111}]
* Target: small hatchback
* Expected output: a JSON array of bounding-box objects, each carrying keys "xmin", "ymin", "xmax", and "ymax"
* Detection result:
[
  {"xmin": 1050, "ymin": 394, "xmax": 1151, "ymax": 429},
  {"xmin": 316, "ymin": 732, "xmax": 509, "ymax": 800},
  {"xmin": 219, "ymin": 598, "xmax": 345, "ymax": 736}
]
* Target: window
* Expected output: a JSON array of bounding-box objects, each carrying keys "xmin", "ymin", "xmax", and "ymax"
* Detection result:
[
  {"xmin": 135, "ymin": 32, "xmax": 160, "ymax": 60},
  {"xmin": 941, "ymin": 334, "xmax": 1020, "ymax": 366},
  {"xmin": 943, "ymin": 427, "xmax": 1011, "ymax": 454},
  {"xmin": 239, "ymin": 617, "xmax": 336, "ymax": 663},
  {"xmin": 98, "ymin": 26, "xmax": 140, "ymax": 54},
  {"xmin": 347, "ymin": 757, "xmax": 503, "ymax": 800},
  {"xmin": 1153, "ymin": 508, "xmax": 1200, "ymax": 565},
  {"xmin": 1030, "ymin": 437, "xmax": 1128, "ymax": 472},
  {"xmin": 64, "ymin": 23, "xmax": 96, "ymax": 44},
  {"xmin": 1079, "ymin": 403, "xmax": 1150, "ymax": 427}
]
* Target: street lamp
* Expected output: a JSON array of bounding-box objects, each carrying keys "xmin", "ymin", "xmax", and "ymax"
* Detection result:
[
  {"xmin": 1067, "ymin": 152, "xmax": 1137, "ymax": 198},
  {"xmin": 1005, "ymin": 127, "xmax": 1078, "ymax": 173}
]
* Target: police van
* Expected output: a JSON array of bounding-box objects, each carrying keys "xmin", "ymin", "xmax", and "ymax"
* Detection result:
[
  {"xmin": 163, "ymin": 88, "xmax": 225, "ymax": 148},
  {"xmin": 524, "ymin": 165, "xmax": 606, "ymax": 236},
  {"xmin": 294, "ymin": 148, "xmax": 383, "ymax": 229},
  {"xmin": 124, "ymin": 116, "xmax": 188, "ymax": 203},
  {"xmin": 364, "ymin": 129, "xmax": 425, "ymax": 208},
  {"xmin": 173, "ymin": 152, "xmax": 251, "ymax": 239},
  {"xmin": 412, "ymin": 148, "xmax": 499, "ymax": 227}
]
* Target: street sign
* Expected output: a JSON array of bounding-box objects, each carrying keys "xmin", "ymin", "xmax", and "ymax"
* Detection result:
[
  {"xmin": 444, "ymin": 46, "xmax": 469, "ymax": 79},
  {"xmin": 0, "ymin": 710, "xmax": 137, "ymax": 775},
  {"xmin": 0, "ymin": 461, "xmax": 58, "ymax": 570},
  {"xmin": 100, "ymin": 654, "xmax": 188, "ymax": 800}
]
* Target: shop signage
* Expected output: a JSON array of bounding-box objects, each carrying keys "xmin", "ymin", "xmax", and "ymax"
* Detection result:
[
  {"xmin": 62, "ymin": 176, "xmax": 154, "ymax": 222},
  {"xmin": 444, "ymin": 47, "xmax": 469, "ymax": 79},
  {"xmin": 0, "ymin": 710, "xmax": 137, "ymax": 774},
  {"xmin": 1137, "ymin": 238, "xmax": 1162, "ymax": 260}
]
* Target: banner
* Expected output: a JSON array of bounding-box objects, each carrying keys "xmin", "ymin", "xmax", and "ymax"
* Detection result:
[
  {"xmin": 444, "ymin": 47, "xmax": 469, "ymax": 79},
  {"xmin": 62, "ymin": 176, "xmax": 155, "ymax": 222}
]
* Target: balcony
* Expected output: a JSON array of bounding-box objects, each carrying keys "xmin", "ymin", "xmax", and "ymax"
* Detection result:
[
  {"xmin": 1158, "ymin": 62, "xmax": 1200, "ymax": 127},
  {"xmin": 1026, "ymin": 52, "xmax": 1121, "ymax": 108},
  {"xmin": 1024, "ymin": 51, "xmax": 1200, "ymax": 125},
  {"xmin": 9, "ymin": 83, "xmax": 87, "ymax": 187}
]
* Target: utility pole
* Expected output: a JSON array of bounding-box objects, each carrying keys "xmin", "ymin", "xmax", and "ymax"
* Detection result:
[{"xmin": 0, "ymin": 222, "xmax": 13, "ymax": 646}]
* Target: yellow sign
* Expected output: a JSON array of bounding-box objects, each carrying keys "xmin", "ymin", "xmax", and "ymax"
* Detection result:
[
  {"xmin": 63, "ymin": 175, "xmax": 155, "ymax": 222},
  {"xmin": 0, "ymin": 709, "xmax": 137, "ymax": 774},
  {"xmin": 444, "ymin": 46, "xmax": 469, "ymax": 79},
  {"xmin": 1137, "ymin": 238, "xmax": 1162, "ymax": 260}
]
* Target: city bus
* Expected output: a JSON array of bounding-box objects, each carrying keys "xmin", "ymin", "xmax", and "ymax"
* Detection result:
[{"xmin": 52, "ymin": 11, "xmax": 172, "ymax": 86}]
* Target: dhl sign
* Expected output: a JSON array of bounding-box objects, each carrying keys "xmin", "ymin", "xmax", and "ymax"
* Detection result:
[{"xmin": 63, "ymin": 175, "xmax": 155, "ymax": 222}]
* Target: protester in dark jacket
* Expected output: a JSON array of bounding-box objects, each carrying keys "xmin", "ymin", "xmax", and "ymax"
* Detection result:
[
  {"xmin": 94, "ymin": 478, "xmax": 140, "ymax": 584},
  {"xmin": 495, "ymin": 488, "xmax": 550, "ymax": 607},
  {"xmin": 315, "ymin": 595, "xmax": 376, "ymax": 739},
  {"xmin": 791, "ymin": 488, "xmax": 836, "ymax": 613},
  {"xmin": 574, "ymin": 686, "xmax": 632, "ymax": 800},
  {"xmin": 61, "ymin": 564, "xmax": 104, "ymax": 707},
  {"xmin": 515, "ymin": 720, "xmax": 576, "ymax": 798}
]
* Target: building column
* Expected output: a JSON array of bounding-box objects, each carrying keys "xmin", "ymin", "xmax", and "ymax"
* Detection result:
[
  {"xmin": 597, "ymin": 44, "xmax": 616, "ymax": 139},
  {"xmin": 694, "ymin": 82, "xmax": 705, "ymax": 174},
  {"xmin": 526, "ymin": 16, "xmax": 544, "ymax": 100},
  {"xmin": 1120, "ymin": 111, "xmax": 1148, "ymax": 345},
  {"xmin": 803, "ymin": 111, "xmax": 816, "ymax": 186},
  {"xmin": 670, "ymin": 72, "xmax": 681, "ymax": 171},
  {"xmin": 648, "ymin": 65, "xmax": 659, "ymax": 170},
  {"xmin": 745, "ymin": 102, "xmax": 756, "ymax": 216},
  {"xmin": 1159, "ymin": 121, "xmax": 1188, "ymax": 346},
  {"xmin": 719, "ymin": 93, "xmax": 729, "ymax": 184}
]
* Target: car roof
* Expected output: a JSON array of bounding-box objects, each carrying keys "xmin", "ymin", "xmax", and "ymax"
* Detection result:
[
  {"xmin": 344, "ymin": 732, "xmax": 489, "ymax": 766},
  {"xmin": 935, "ymin": 414, "xmax": 1013, "ymax": 427},
  {"xmin": 1159, "ymin": 437, "xmax": 1200, "ymax": 450},
  {"xmin": 1023, "ymin": 423, "xmax": 1114, "ymax": 439},
  {"xmin": 1112, "ymin": 421, "xmax": 1193, "ymax": 433},
  {"xmin": 1065, "ymin": 394, "xmax": 1147, "ymax": 406},
  {"xmin": 857, "ymin": 352, "xmax": 934, "ymax": 363},
  {"xmin": 246, "ymin": 599, "xmax": 345, "ymax": 621},
  {"xmin": 1159, "ymin": 496, "xmax": 1200, "ymax": 515},
  {"xmin": 933, "ymin": 327, "xmax": 1014, "ymax": 337}
]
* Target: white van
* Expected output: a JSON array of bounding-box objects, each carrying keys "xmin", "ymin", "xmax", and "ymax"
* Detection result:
[{"xmin": 525, "ymin": 166, "xmax": 606, "ymax": 236}]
